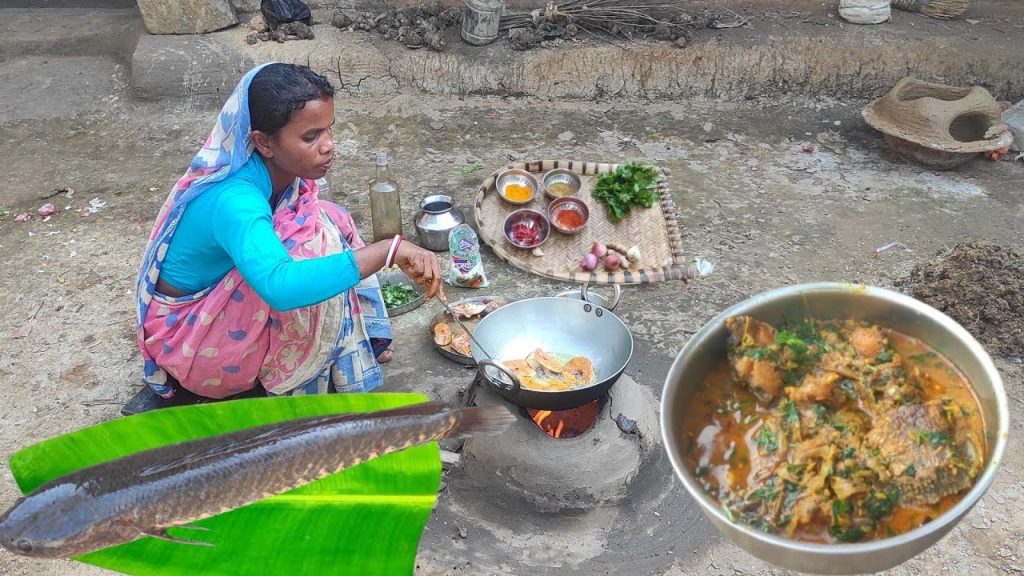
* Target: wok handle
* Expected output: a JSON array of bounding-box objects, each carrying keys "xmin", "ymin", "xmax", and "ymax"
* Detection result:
[
  {"xmin": 581, "ymin": 283, "xmax": 621, "ymax": 311},
  {"xmin": 478, "ymin": 359, "xmax": 521, "ymax": 397}
]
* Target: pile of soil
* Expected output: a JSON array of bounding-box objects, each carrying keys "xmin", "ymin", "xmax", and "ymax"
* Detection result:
[
  {"xmin": 246, "ymin": 21, "xmax": 314, "ymax": 44},
  {"xmin": 898, "ymin": 242, "xmax": 1024, "ymax": 357},
  {"xmin": 332, "ymin": 4, "xmax": 461, "ymax": 52}
]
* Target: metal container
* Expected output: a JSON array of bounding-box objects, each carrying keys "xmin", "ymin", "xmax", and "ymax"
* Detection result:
[
  {"xmin": 660, "ymin": 283, "xmax": 1008, "ymax": 574},
  {"xmin": 471, "ymin": 297, "xmax": 634, "ymax": 410},
  {"xmin": 547, "ymin": 196, "xmax": 589, "ymax": 234},
  {"xmin": 461, "ymin": 0, "xmax": 504, "ymax": 46},
  {"xmin": 376, "ymin": 268, "xmax": 425, "ymax": 317},
  {"xmin": 542, "ymin": 168, "xmax": 582, "ymax": 199},
  {"xmin": 413, "ymin": 194, "xmax": 464, "ymax": 252},
  {"xmin": 495, "ymin": 168, "xmax": 538, "ymax": 205},
  {"xmin": 503, "ymin": 208, "xmax": 550, "ymax": 250}
]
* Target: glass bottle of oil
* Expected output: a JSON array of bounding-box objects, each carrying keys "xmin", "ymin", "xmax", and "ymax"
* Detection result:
[{"xmin": 368, "ymin": 151, "xmax": 403, "ymax": 242}]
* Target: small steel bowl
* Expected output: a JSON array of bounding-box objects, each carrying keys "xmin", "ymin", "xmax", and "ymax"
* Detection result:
[
  {"xmin": 661, "ymin": 283, "xmax": 1008, "ymax": 574},
  {"xmin": 495, "ymin": 169, "xmax": 539, "ymax": 205},
  {"xmin": 542, "ymin": 168, "xmax": 582, "ymax": 199},
  {"xmin": 375, "ymin": 267, "xmax": 426, "ymax": 317},
  {"xmin": 502, "ymin": 208, "xmax": 550, "ymax": 249},
  {"xmin": 547, "ymin": 196, "xmax": 589, "ymax": 235}
]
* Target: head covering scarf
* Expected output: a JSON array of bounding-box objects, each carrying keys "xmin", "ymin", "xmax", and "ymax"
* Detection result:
[{"xmin": 135, "ymin": 63, "xmax": 391, "ymax": 398}]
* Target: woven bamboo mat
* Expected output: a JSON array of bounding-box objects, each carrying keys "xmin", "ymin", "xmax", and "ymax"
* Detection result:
[{"xmin": 474, "ymin": 160, "xmax": 689, "ymax": 285}]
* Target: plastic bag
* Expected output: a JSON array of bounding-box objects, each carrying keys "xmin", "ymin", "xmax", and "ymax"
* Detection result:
[
  {"xmin": 447, "ymin": 224, "xmax": 489, "ymax": 288},
  {"xmin": 261, "ymin": 0, "xmax": 312, "ymax": 27}
]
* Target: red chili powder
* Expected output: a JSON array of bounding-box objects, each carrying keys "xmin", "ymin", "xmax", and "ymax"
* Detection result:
[{"xmin": 554, "ymin": 209, "xmax": 584, "ymax": 229}]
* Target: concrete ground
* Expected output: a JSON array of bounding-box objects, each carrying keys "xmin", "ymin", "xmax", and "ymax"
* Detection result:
[{"xmin": 0, "ymin": 3, "xmax": 1022, "ymax": 576}]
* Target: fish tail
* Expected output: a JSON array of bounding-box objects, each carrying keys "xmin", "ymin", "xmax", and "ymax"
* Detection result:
[{"xmin": 443, "ymin": 405, "xmax": 517, "ymax": 438}]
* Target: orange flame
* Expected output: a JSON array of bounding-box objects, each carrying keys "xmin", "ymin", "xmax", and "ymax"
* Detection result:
[{"xmin": 527, "ymin": 400, "xmax": 600, "ymax": 439}]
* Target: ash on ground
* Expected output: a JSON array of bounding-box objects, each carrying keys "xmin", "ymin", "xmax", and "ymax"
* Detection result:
[
  {"xmin": 332, "ymin": 3, "xmax": 461, "ymax": 52},
  {"xmin": 898, "ymin": 242, "xmax": 1024, "ymax": 357}
]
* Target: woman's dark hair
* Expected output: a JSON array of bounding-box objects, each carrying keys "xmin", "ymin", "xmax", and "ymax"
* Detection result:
[{"xmin": 248, "ymin": 63, "xmax": 335, "ymax": 135}]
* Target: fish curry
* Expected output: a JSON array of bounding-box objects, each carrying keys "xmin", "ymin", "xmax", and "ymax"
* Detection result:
[{"xmin": 681, "ymin": 316, "xmax": 985, "ymax": 543}]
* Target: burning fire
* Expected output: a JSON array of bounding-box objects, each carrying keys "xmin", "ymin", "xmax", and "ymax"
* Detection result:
[{"xmin": 527, "ymin": 400, "xmax": 601, "ymax": 439}]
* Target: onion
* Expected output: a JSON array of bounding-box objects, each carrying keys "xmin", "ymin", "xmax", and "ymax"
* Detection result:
[
  {"xmin": 591, "ymin": 242, "xmax": 607, "ymax": 258},
  {"xmin": 604, "ymin": 252, "xmax": 621, "ymax": 271},
  {"xmin": 581, "ymin": 252, "xmax": 599, "ymax": 271}
]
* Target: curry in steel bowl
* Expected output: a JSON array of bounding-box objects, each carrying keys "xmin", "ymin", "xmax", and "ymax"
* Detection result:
[{"xmin": 680, "ymin": 315, "xmax": 985, "ymax": 544}]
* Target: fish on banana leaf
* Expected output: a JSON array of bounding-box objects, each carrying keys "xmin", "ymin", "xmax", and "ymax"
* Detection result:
[{"xmin": 0, "ymin": 402, "xmax": 514, "ymax": 559}]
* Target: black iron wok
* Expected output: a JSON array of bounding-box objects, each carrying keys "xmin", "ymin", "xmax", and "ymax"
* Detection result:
[{"xmin": 470, "ymin": 294, "xmax": 634, "ymax": 410}]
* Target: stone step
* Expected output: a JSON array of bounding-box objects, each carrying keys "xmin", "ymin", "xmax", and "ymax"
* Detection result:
[
  {"xmin": 0, "ymin": 8, "xmax": 144, "ymax": 63},
  {"xmin": 131, "ymin": 6, "xmax": 1024, "ymax": 104}
]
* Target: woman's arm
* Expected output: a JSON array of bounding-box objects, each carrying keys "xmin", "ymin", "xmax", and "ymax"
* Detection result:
[
  {"xmin": 353, "ymin": 238, "xmax": 444, "ymax": 300},
  {"xmin": 212, "ymin": 189, "xmax": 443, "ymax": 309}
]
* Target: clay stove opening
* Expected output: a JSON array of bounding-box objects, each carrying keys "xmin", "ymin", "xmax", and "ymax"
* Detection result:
[
  {"xmin": 525, "ymin": 397, "xmax": 605, "ymax": 439},
  {"xmin": 948, "ymin": 113, "xmax": 993, "ymax": 142}
]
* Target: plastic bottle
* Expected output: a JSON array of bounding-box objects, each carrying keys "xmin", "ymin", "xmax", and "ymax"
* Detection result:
[
  {"xmin": 315, "ymin": 177, "xmax": 331, "ymax": 201},
  {"xmin": 369, "ymin": 151, "xmax": 403, "ymax": 242}
]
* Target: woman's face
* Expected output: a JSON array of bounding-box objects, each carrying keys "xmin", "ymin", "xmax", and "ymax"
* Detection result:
[{"xmin": 257, "ymin": 97, "xmax": 336, "ymax": 180}]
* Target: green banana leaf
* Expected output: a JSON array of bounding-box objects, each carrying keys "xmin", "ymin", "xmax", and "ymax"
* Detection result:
[{"xmin": 7, "ymin": 393, "xmax": 441, "ymax": 576}]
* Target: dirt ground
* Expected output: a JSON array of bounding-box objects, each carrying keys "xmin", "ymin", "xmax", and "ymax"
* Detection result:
[{"xmin": 0, "ymin": 71, "xmax": 1023, "ymax": 574}]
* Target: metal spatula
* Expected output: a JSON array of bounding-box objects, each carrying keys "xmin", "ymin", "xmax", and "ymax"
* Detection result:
[{"xmin": 439, "ymin": 295, "xmax": 494, "ymax": 360}]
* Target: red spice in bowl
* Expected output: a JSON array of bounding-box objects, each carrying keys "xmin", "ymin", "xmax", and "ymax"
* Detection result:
[
  {"xmin": 503, "ymin": 209, "xmax": 550, "ymax": 249},
  {"xmin": 547, "ymin": 196, "xmax": 589, "ymax": 234}
]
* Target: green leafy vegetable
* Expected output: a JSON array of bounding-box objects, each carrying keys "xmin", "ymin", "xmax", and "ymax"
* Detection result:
[
  {"xmin": 754, "ymin": 425, "xmax": 778, "ymax": 453},
  {"xmin": 782, "ymin": 399, "xmax": 800, "ymax": 426},
  {"xmin": 915, "ymin": 429, "xmax": 951, "ymax": 446},
  {"xmin": 591, "ymin": 162, "xmax": 660, "ymax": 223},
  {"xmin": 865, "ymin": 489, "xmax": 899, "ymax": 520},
  {"xmin": 775, "ymin": 330, "xmax": 808, "ymax": 356},
  {"xmin": 830, "ymin": 525, "xmax": 867, "ymax": 542},
  {"xmin": 750, "ymin": 482, "xmax": 779, "ymax": 502},
  {"xmin": 742, "ymin": 347, "xmax": 776, "ymax": 361},
  {"xmin": 831, "ymin": 498, "xmax": 851, "ymax": 519},
  {"xmin": 811, "ymin": 404, "xmax": 829, "ymax": 421},
  {"xmin": 381, "ymin": 282, "xmax": 418, "ymax": 309}
]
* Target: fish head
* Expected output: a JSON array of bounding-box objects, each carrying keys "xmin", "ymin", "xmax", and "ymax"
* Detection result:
[{"xmin": 0, "ymin": 482, "xmax": 132, "ymax": 558}]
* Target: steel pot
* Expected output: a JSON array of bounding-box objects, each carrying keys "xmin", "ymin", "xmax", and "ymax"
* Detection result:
[
  {"xmin": 470, "ymin": 296, "xmax": 634, "ymax": 410},
  {"xmin": 414, "ymin": 194, "xmax": 464, "ymax": 252},
  {"xmin": 660, "ymin": 283, "xmax": 1008, "ymax": 574}
]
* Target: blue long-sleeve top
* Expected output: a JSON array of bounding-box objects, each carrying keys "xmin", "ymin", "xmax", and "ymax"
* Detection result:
[{"xmin": 158, "ymin": 154, "xmax": 361, "ymax": 311}]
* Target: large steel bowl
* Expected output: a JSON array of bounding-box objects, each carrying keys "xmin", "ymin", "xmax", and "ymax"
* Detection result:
[{"xmin": 660, "ymin": 283, "xmax": 1008, "ymax": 574}]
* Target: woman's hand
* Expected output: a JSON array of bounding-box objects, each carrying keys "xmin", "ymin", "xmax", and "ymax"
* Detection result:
[{"xmin": 394, "ymin": 241, "xmax": 444, "ymax": 300}]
